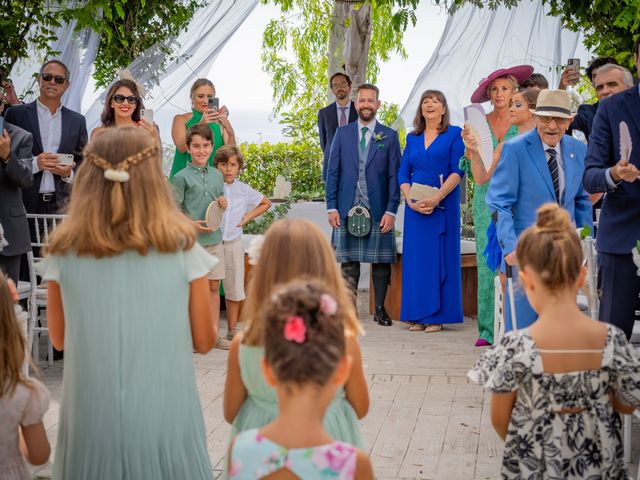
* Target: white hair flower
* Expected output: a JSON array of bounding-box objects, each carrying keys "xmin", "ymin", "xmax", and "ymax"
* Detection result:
[
  {"xmin": 319, "ymin": 293, "xmax": 338, "ymax": 315},
  {"xmin": 247, "ymin": 235, "xmax": 265, "ymax": 266},
  {"xmin": 104, "ymin": 169, "xmax": 130, "ymax": 182}
]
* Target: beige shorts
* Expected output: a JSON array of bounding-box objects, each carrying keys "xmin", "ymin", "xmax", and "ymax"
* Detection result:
[
  {"xmin": 204, "ymin": 243, "xmax": 225, "ymax": 280},
  {"xmin": 221, "ymin": 237, "xmax": 246, "ymax": 301}
]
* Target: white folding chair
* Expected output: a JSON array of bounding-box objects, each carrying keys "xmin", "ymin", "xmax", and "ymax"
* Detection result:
[
  {"xmin": 493, "ymin": 275, "xmax": 504, "ymax": 343},
  {"xmin": 25, "ymin": 213, "xmax": 66, "ymax": 366}
]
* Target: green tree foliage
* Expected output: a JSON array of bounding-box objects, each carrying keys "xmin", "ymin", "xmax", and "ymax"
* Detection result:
[
  {"xmin": 62, "ymin": 0, "xmax": 204, "ymax": 87},
  {"xmin": 262, "ymin": 0, "xmax": 418, "ymax": 141},
  {"xmin": 0, "ymin": 0, "xmax": 62, "ymax": 80},
  {"xmin": 436, "ymin": 0, "xmax": 640, "ymax": 72}
]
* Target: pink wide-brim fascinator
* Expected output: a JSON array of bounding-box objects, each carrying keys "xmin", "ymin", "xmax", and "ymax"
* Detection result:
[
  {"xmin": 470, "ymin": 64, "xmax": 534, "ymax": 104},
  {"xmin": 319, "ymin": 293, "xmax": 338, "ymax": 315},
  {"xmin": 284, "ymin": 315, "xmax": 306, "ymax": 344}
]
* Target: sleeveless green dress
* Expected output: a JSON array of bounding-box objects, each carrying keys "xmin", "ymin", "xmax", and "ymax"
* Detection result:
[
  {"xmin": 459, "ymin": 124, "xmax": 518, "ymax": 345},
  {"xmin": 169, "ymin": 109, "xmax": 224, "ymax": 178},
  {"xmin": 230, "ymin": 345, "xmax": 363, "ymax": 446}
]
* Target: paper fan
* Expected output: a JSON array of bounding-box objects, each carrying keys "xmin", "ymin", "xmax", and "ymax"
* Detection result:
[
  {"xmin": 205, "ymin": 200, "xmax": 224, "ymax": 230},
  {"xmin": 619, "ymin": 121, "xmax": 632, "ymax": 163},
  {"xmin": 464, "ymin": 104, "xmax": 494, "ymax": 171}
]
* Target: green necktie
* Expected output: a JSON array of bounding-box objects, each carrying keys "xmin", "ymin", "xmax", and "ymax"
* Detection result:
[{"xmin": 360, "ymin": 126, "xmax": 368, "ymax": 152}]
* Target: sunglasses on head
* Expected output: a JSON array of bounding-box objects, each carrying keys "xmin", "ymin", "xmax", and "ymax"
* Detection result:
[
  {"xmin": 112, "ymin": 94, "xmax": 139, "ymax": 104},
  {"xmin": 40, "ymin": 73, "xmax": 67, "ymax": 84}
]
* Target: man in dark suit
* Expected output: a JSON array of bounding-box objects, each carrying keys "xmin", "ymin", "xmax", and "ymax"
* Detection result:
[
  {"xmin": 0, "ymin": 121, "xmax": 33, "ymax": 282},
  {"xmin": 5, "ymin": 59, "xmax": 87, "ymax": 214},
  {"xmin": 325, "ymin": 83, "xmax": 401, "ymax": 326},
  {"xmin": 318, "ymin": 72, "xmax": 358, "ymax": 181},
  {"xmin": 583, "ymin": 37, "xmax": 640, "ymax": 339}
]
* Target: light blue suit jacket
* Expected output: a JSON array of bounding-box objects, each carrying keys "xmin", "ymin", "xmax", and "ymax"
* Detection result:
[{"xmin": 487, "ymin": 129, "xmax": 592, "ymax": 256}]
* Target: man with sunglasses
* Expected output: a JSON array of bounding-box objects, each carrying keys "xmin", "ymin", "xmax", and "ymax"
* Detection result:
[
  {"xmin": 5, "ymin": 59, "xmax": 88, "ymax": 214},
  {"xmin": 318, "ymin": 72, "xmax": 358, "ymax": 182},
  {"xmin": 486, "ymin": 89, "xmax": 592, "ymax": 331}
]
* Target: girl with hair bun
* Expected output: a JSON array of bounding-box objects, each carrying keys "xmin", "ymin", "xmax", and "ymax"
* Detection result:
[
  {"xmin": 469, "ymin": 203, "xmax": 640, "ymax": 479},
  {"xmin": 227, "ymin": 279, "xmax": 373, "ymax": 480}
]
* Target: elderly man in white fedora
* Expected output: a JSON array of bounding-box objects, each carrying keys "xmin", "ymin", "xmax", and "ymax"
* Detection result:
[{"xmin": 486, "ymin": 89, "xmax": 593, "ymax": 331}]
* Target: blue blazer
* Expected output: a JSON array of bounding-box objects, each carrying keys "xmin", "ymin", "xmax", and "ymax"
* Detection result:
[
  {"xmin": 325, "ymin": 121, "xmax": 401, "ymax": 222},
  {"xmin": 5, "ymin": 101, "xmax": 87, "ymax": 212},
  {"xmin": 486, "ymin": 129, "xmax": 592, "ymax": 255},
  {"xmin": 583, "ymin": 85, "xmax": 640, "ymax": 254},
  {"xmin": 318, "ymin": 101, "xmax": 358, "ymax": 181}
]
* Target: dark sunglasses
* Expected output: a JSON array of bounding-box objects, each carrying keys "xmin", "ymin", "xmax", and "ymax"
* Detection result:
[
  {"xmin": 40, "ymin": 73, "xmax": 67, "ymax": 84},
  {"xmin": 112, "ymin": 94, "xmax": 139, "ymax": 104}
]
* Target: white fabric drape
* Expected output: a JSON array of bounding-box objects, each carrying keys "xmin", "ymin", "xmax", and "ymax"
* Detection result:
[
  {"xmin": 82, "ymin": 0, "xmax": 258, "ymax": 130},
  {"xmin": 399, "ymin": 1, "xmax": 589, "ymax": 127}
]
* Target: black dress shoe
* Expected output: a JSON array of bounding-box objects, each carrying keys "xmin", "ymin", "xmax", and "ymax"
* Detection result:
[
  {"xmin": 47, "ymin": 349, "xmax": 64, "ymax": 361},
  {"xmin": 374, "ymin": 305, "xmax": 392, "ymax": 326}
]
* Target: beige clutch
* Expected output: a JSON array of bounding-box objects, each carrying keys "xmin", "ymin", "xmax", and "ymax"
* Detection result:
[
  {"xmin": 205, "ymin": 200, "xmax": 224, "ymax": 230},
  {"xmin": 408, "ymin": 183, "xmax": 440, "ymax": 201}
]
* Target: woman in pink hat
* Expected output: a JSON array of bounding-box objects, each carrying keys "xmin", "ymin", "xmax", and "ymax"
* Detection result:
[{"xmin": 460, "ymin": 65, "xmax": 533, "ymax": 347}]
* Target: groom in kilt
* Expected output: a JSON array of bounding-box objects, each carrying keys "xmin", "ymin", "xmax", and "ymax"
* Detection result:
[{"xmin": 325, "ymin": 83, "xmax": 401, "ymax": 326}]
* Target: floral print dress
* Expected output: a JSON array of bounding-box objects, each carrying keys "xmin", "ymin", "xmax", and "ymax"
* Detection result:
[
  {"xmin": 468, "ymin": 325, "xmax": 640, "ymax": 479},
  {"xmin": 229, "ymin": 429, "xmax": 357, "ymax": 479}
]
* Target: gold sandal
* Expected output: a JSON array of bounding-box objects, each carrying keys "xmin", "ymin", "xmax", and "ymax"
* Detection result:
[
  {"xmin": 424, "ymin": 324, "xmax": 443, "ymax": 333},
  {"xmin": 408, "ymin": 324, "xmax": 426, "ymax": 331}
]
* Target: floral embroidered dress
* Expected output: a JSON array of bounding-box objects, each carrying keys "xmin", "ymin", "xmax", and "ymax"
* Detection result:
[
  {"xmin": 229, "ymin": 429, "xmax": 357, "ymax": 479},
  {"xmin": 468, "ymin": 325, "xmax": 640, "ymax": 479}
]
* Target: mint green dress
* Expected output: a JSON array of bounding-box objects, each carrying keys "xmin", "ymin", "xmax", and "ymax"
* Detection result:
[
  {"xmin": 42, "ymin": 244, "xmax": 217, "ymax": 480},
  {"xmin": 459, "ymin": 125, "xmax": 518, "ymax": 344},
  {"xmin": 231, "ymin": 345, "xmax": 363, "ymax": 447},
  {"xmin": 169, "ymin": 109, "xmax": 224, "ymax": 178}
]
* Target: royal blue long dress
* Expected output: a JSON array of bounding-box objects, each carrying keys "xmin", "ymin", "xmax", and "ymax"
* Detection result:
[{"xmin": 398, "ymin": 126, "xmax": 465, "ymax": 325}]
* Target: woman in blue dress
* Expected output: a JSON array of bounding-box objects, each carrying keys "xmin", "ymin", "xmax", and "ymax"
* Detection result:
[{"xmin": 398, "ymin": 90, "xmax": 465, "ymax": 332}]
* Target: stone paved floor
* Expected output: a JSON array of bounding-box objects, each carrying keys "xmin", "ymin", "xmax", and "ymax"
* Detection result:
[{"xmin": 30, "ymin": 292, "xmax": 639, "ymax": 479}]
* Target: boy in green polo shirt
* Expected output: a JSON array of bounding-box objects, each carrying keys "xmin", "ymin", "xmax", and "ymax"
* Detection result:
[{"xmin": 171, "ymin": 124, "xmax": 230, "ymax": 350}]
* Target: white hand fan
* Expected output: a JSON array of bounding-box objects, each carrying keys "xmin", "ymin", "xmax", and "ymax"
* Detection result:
[
  {"xmin": 205, "ymin": 199, "xmax": 224, "ymax": 230},
  {"xmin": 464, "ymin": 104, "xmax": 494, "ymax": 171},
  {"xmin": 619, "ymin": 121, "xmax": 632, "ymax": 163}
]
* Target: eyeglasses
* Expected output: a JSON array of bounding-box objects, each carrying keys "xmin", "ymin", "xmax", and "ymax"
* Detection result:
[
  {"xmin": 40, "ymin": 73, "xmax": 67, "ymax": 84},
  {"xmin": 537, "ymin": 116, "xmax": 571, "ymax": 125},
  {"xmin": 112, "ymin": 94, "xmax": 139, "ymax": 105},
  {"xmin": 331, "ymin": 81, "xmax": 349, "ymax": 89}
]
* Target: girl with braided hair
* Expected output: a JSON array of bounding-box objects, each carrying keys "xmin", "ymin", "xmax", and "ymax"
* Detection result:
[{"xmin": 42, "ymin": 126, "xmax": 217, "ymax": 479}]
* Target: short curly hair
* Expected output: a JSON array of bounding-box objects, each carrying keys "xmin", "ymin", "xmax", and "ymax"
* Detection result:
[{"xmin": 262, "ymin": 279, "xmax": 346, "ymax": 387}]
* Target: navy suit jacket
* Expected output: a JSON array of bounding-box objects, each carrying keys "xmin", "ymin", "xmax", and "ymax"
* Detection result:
[
  {"xmin": 487, "ymin": 128, "xmax": 592, "ymax": 255},
  {"xmin": 5, "ymin": 101, "xmax": 87, "ymax": 212},
  {"xmin": 583, "ymin": 85, "xmax": 640, "ymax": 254},
  {"xmin": 325, "ymin": 121, "xmax": 401, "ymax": 222},
  {"xmin": 318, "ymin": 101, "xmax": 357, "ymax": 181}
]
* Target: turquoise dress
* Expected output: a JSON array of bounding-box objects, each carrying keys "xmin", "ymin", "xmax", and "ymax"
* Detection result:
[
  {"xmin": 42, "ymin": 245, "xmax": 216, "ymax": 480},
  {"xmin": 231, "ymin": 345, "xmax": 363, "ymax": 447}
]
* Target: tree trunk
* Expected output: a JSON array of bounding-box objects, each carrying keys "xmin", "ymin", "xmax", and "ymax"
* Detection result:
[{"xmin": 327, "ymin": 1, "xmax": 373, "ymax": 102}]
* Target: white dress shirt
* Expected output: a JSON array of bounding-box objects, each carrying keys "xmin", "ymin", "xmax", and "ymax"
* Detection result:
[
  {"xmin": 32, "ymin": 100, "xmax": 73, "ymax": 193},
  {"xmin": 221, "ymin": 180, "xmax": 264, "ymax": 242},
  {"xmin": 542, "ymin": 141, "xmax": 565, "ymax": 202}
]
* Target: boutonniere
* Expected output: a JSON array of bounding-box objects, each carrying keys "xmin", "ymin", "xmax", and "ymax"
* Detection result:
[{"xmin": 373, "ymin": 132, "xmax": 387, "ymax": 149}]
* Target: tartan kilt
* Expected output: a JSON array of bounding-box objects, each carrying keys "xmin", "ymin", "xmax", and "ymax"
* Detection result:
[{"xmin": 332, "ymin": 222, "xmax": 397, "ymax": 264}]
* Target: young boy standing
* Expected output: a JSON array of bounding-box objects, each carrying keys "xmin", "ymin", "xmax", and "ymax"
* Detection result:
[
  {"xmin": 171, "ymin": 124, "xmax": 230, "ymax": 349},
  {"xmin": 214, "ymin": 146, "xmax": 271, "ymax": 339}
]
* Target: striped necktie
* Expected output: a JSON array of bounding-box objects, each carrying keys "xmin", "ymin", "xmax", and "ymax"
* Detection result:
[{"xmin": 546, "ymin": 148, "xmax": 560, "ymax": 202}]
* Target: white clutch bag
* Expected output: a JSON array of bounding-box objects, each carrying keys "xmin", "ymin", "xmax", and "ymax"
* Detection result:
[
  {"xmin": 408, "ymin": 183, "xmax": 440, "ymax": 201},
  {"xmin": 205, "ymin": 200, "xmax": 224, "ymax": 230},
  {"xmin": 464, "ymin": 103, "xmax": 494, "ymax": 170}
]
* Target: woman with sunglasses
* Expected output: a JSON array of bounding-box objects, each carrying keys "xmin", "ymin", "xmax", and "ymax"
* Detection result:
[
  {"xmin": 169, "ymin": 78, "xmax": 236, "ymax": 178},
  {"xmin": 90, "ymin": 80, "xmax": 158, "ymax": 140}
]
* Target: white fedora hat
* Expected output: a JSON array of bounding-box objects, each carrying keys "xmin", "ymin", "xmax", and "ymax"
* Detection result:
[{"xmin": 529, "ymin": 89, "xmax": 575, "ymax": 119}]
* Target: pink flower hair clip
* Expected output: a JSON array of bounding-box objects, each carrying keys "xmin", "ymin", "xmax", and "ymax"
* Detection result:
[
  {"xmin": 319, "ymin": 293, "xmax": 337, "ymax": 315},
  {"xmin": 284, "ymin": 315, "xmax": 306, "ymax": 344}
]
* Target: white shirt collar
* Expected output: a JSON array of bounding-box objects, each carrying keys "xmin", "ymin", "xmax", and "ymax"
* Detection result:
[
  {"xmin": 357, "ymin": 118, "xmax": 377, "ymax": 132},
  {"xmin": 541, "ymin": 140, "xmax": 561, "ymax": 157},
  {"xmin": 36, "ymin": 99, "xmax": 62, "ymax": 116}
]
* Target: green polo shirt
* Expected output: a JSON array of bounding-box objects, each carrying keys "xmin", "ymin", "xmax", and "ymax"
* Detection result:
[{"xmin": 171, "ymin": 162, "xmax": 224, "ymax": 246}]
